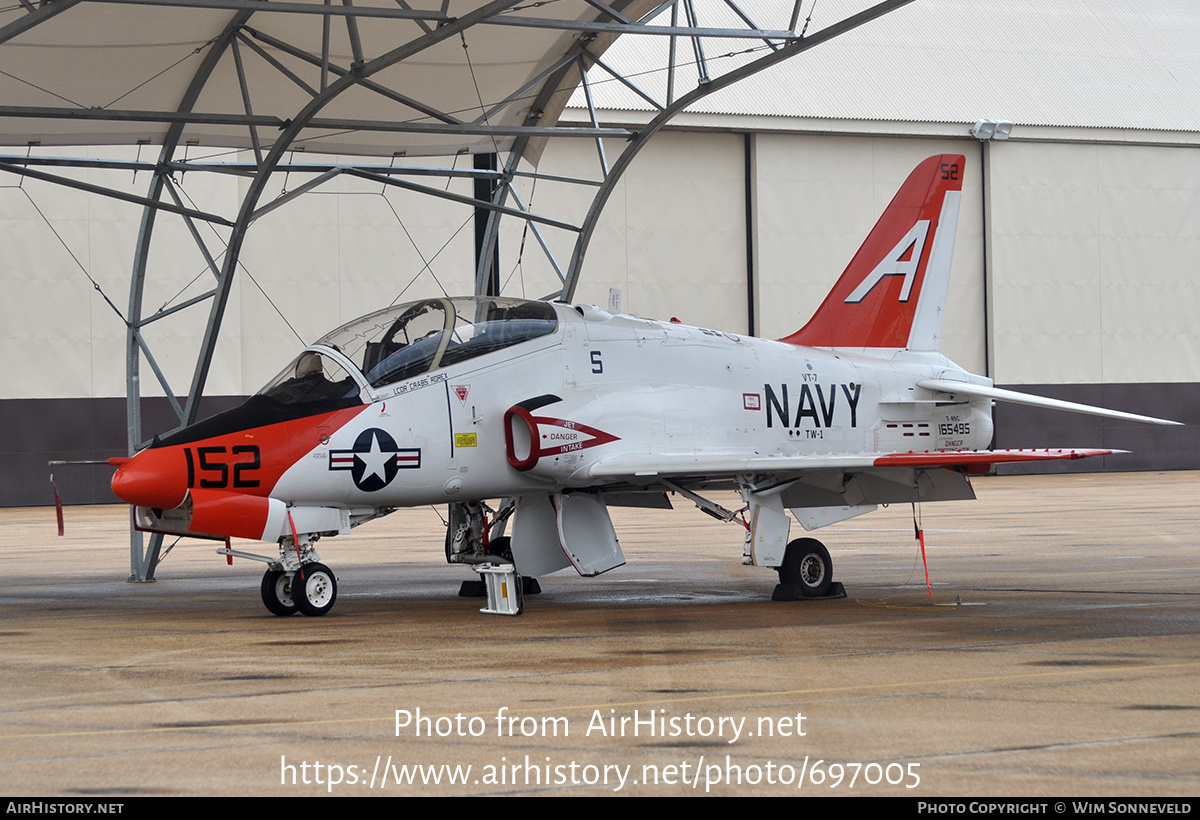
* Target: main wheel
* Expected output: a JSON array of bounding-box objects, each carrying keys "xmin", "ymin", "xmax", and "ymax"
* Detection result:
[
  {"xmin": 487, "ymin": 535, "xmax": 513, "ymax": 563},
  {"xmin": 261, "ymin": 569, "xmax": 297, "ymax": 616},
  {"xmin": 293, "ymin": 563, "xmax": 338, "ymax": 616},
  {"xmin": 778, "ymin": 538, "xmax": 833, "ymax": 598}
]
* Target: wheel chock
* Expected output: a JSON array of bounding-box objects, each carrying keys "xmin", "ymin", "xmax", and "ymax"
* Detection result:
[{"xmin": 772, "ymin": 581, "xmax": 847, "ymax": 602}]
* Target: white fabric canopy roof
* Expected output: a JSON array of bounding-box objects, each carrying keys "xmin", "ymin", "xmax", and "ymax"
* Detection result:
[{"xmin": 0, "ymin": 0, "xmax": 668, "ymax": 155}]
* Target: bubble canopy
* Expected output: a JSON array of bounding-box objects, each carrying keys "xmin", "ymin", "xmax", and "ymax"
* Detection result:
[{"xmin": 261, "ymin": 296, "xmax": 559, "ymax": 405}]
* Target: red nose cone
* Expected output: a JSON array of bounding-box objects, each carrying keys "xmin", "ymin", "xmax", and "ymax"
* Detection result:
[{"xmin": 110, "ymin": 448, "xmax": 188, "ymax": 509}]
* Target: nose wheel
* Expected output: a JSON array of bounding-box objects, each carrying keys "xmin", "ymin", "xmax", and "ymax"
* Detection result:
[
  {"xmin": 293, "ymin": 563, "xmax": 338, "ymax": 616},
  {"xmin": 261, "ymin": 569, "xmax": 298, "ymax": 616},
  {"xmin": 261, "ymin": 564, "xmax": 338, "ymax": 616}
]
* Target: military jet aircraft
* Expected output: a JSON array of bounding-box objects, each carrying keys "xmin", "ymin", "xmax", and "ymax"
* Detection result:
[{"xmin": 110, "ymin": 154, "xmax": 1178, "ymax": 616}]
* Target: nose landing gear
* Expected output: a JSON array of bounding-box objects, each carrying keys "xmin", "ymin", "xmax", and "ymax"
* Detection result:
[{"xmin": 224, "ymin": 533, "xmax": 340, "ymax": 617}]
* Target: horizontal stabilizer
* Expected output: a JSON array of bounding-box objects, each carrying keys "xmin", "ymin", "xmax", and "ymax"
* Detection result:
[{"xmin": 918, "ymin": 380, "xmax": 1182, "ymax": 426}]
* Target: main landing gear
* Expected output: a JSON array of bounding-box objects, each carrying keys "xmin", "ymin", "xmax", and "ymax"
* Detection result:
[
  {"xmin": 772, "ymin": 538, "xmax": 846, "ymax": 601},
  {"xmin": 445, "ymin": 501, "xmax": 540, "ymax": 614},
  {"xmin": 678, "ymin": 482, "xmax": 847, "ymax": 603}
]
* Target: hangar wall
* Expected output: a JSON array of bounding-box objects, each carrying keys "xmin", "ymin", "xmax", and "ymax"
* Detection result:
[
  {"xmin": 987, "ymin": 141, "xmax": 1200, "ymax": 385},
  {"xmin": 1, "ymin": 130, "xmax": 1196, "ymax": 506},
  {"xmin": 984, "ymin": 139, "xmax": 1200, "ymax": 472}
]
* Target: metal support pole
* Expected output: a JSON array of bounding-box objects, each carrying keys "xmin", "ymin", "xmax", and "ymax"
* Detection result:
[
  {"xmin": 474, "ymin": 153, "xmax": 501, "ymax": 296},
  {"xmin": 744, "ymin": 132, "xmax": 756, "ymax": 337}
]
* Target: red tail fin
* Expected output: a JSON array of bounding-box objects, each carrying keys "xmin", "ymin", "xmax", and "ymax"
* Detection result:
[{"xmin": 781, "ymin": 154, "xmax": 965, "ymax": 351}]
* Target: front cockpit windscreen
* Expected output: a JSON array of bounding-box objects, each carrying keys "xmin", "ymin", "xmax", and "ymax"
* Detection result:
[
  {"xmin": 315, "ymin": 297, "xmax": 558, "ymax": 389},
  {"xmin": 258, "ymin": 350, "xmax": 363, "ymax": 405},
  {"xmin": 155, "ymin": 350, "xmax": 363, "ymax": 449}
]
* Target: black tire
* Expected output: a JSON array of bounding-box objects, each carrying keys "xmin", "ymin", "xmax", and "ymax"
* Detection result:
[
  {"xmin": 778, "ymin": 538, "xmax": 833, "ymax": 598},
  {"xmin": 260, "ymin": 569, "xmax": 297, "ymax": 616},
  {"xmin": 293, "ymin": 563, "xmax": 338, "ymax": 616},
  {"xmin": 487, "ymin": 535, "xmax": 513, "ymax": 563}
]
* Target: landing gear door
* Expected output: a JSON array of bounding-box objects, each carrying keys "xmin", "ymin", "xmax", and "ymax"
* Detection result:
[
  {"xmin": 745, "ymin": 492, "xmax": 790, "ymax": 568},
  {"xmin": 511, "ymin": 494, "xmax": 572, "ymax": 577},
  {"xmin": 510, "ymin": 493, "xmax": 626, "ymax": 578},
  {"xmin": 792, "ymin": 504, "xmax": 876, "ymax": 532},
  {"xmin": 555, "ymin": 493, "xmax": 625, "ymax": 577}
]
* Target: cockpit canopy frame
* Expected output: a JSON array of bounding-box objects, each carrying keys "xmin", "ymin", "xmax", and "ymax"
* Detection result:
[{"xmin": 258, "ymin": 296, "xmax": 560, "ymax": 408}]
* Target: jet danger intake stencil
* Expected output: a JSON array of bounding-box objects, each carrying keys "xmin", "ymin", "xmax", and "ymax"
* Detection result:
[
  {"xmin": 535, "ymin": 417, "xmax": 618, "ymax": 457},
  {"xmin": 505, "ymin": 405, "xmax": 620, "ymax": 472},
  {"xmin": 330, "ymin": 428, "xmax": 421, "ymax": 491}
]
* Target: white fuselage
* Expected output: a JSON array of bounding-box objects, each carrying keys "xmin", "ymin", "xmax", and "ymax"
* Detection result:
[{"xmin": 272, "ymin": 303, "xmax": 994, "ymax": 509}]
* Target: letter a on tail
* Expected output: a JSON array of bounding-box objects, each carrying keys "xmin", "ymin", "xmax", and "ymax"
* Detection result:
[{"xmin": 781, "ymin": 154, "xmax": 965, "ymax": 351}]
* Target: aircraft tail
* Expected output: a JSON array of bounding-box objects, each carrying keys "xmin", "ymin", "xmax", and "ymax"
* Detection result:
[{"xmin": 781, "ymin": 154, "xmax": 965, "ymax": 351}]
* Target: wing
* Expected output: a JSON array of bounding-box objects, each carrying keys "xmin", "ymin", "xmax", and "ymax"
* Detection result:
[
  {"xmin": 585, "ymin": 447, "xmax": 1117, "ymax": 481},
  {"xmin": 586, "ymin": 447, "xmax": 1117, "ymax": 544}
]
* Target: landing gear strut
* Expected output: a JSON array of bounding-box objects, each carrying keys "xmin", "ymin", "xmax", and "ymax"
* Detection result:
[{"xmin": 446, "ymin": 501, "xmax": 540, "ymax": 604}]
